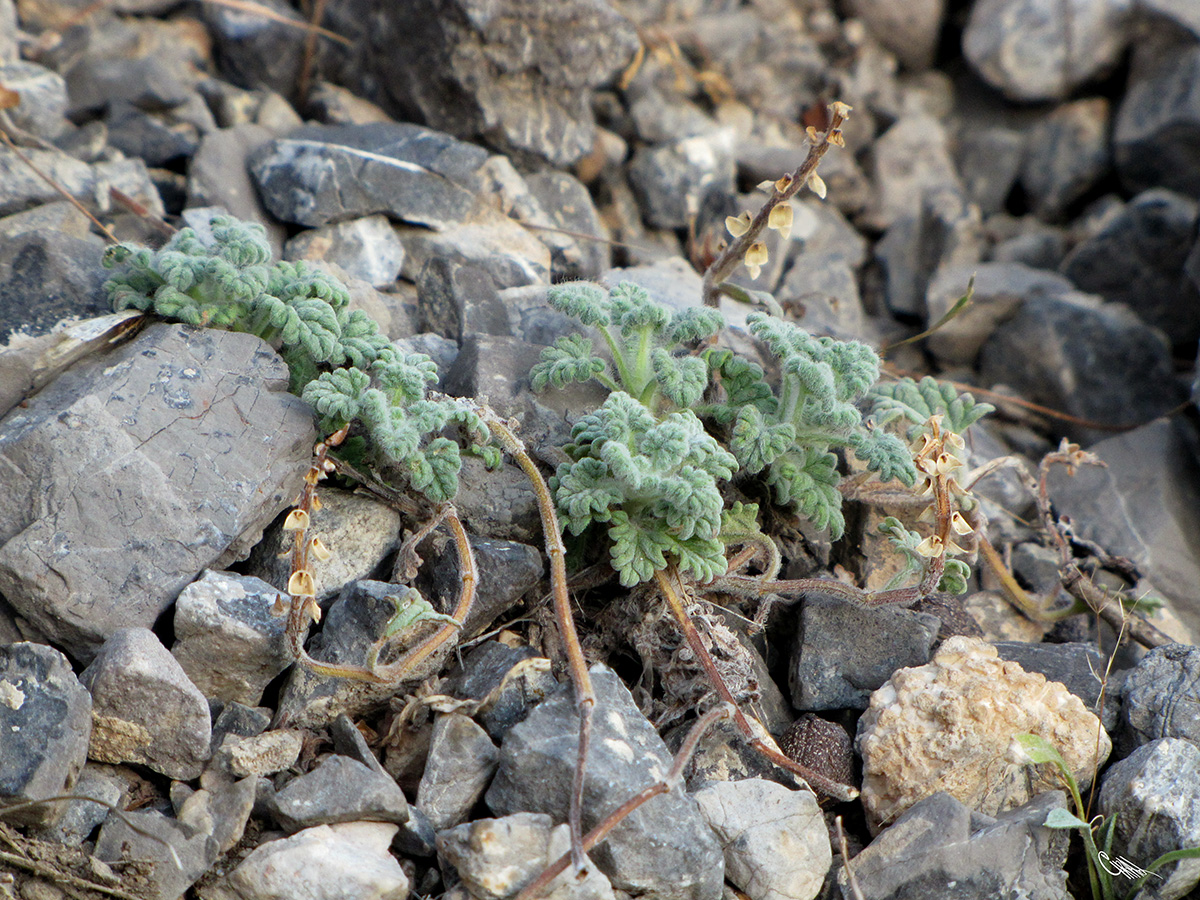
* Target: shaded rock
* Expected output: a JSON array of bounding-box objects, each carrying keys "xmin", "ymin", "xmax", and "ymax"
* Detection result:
[
  {"xmin": 443, "ymin": 642, "xmax": 557, "ymax": 742},
  {"xmin": 0, "ymin": 61, "xmax": 68, "ymax": 139},
  {"xmin": 486, "ymin": 666, "xmax": 725, "ymax": 900},
  {"xmin": 864, "ymin": 115, "xmax": 961, "ymax": 230},
  {"xmin": 992, "ymin": 641, "xmax": 1120, "ymax": 731},
  {"xmin": 955, "ymin": 125, "xmax": 1026, "ymax": 216},
  {"xmin": 1098, "ymin": 738, "xmax": 1200, "ymax": 900},
  {"xmin": 0, "ymin": 228, "xmax": 110, "ymax": 343},
  {"xmin": 629, "ymin": 130, "xmax": 737, "ymax": 230},
  {"xmin": 1115, "ymin": 42, "xmax": 1200, "ymax": 195},
  {"xmin": 38, "ymin": 762, "xmax": 124, "ymax": 845},
  {"xmin": 1020, "ymin": 97, "xmax": 1111, "ymax": 219},
  {"xmin": 187, "ymin": 124, "xmax": 288, "ymax": 253},
  {"xmin": 1115, "ymin": 643, "xmax": 1200, "ymax": 758},
  {"xmin": 963, "ymin": 0, "xmax": 1131, "ymax": 101},
  {"xmin": 438, "ymin": 813, "xmax": 615, "ymax": 900},
  {"xmin": 246, "ymin": 487, "xmax": 402, "ymax": 603},
  {"xmin": 171, "ymin": 570, "xmax": 293, "ymax": 707},
  {"xmin": 95, "ymin": 809, "xmax": 218, "ymax": 900},
  {"xmin": 418, "ymin": 257, "xmax": 512, "ymax": 343},
  {"xmin": 417, "ymin": 712, "xmax": 499, "ymax": 831},
  {"xmin": 177, "ymin": 774, "xmax": 257, "ymax": 855},
  {"xmin": 924, "ymin": 262, "xmax": 1074, "ymax": 366},
  {"xmin": 211, "ymin": 701, "xmax": 272, "ymax": 747},
  {"xmin": 284, "ymin": 215, "xmax": 406, "ymax": 288},
  {"xmin": 845, "ymin": 0, "xmax": 944, "ymax": 70},
  {"xmin": 394, "ymin": 212, "xmax": 550, "ymax": 288},
  {"xmin": 203, "ymin": 0, "xmax": 306, "ymax": 98},
  {"xmin": 1137, "ymin": 0, "xmax": 1200, "ymax": 35},
  {"xmin": 693, "ymin": 778, "xmax": 830, "ymax": 900},
  {"xmin": 251, "ymin": 122, "xmax": 491, "ymax": 229},
  {"xmin": 857, "ymin": 636, "xmax": 1110, "ymax": 833},
  {"xmin": 0, "ymin": 323, "xmax": 315, "ymax": 661},
  {"xmin": 450, "ymin": 454, "xmax": 542, "ymax": 545},
  {"xmin": 81, "ymin": 627, "xmax": 212, "ymax": 781},
  {"xmin": 203, "ymin": 821, "xmax": 408, "ymax": 900},
  {"xmin": 978, "ymin": 290, "xmax": 1182, "ymax": 443},
  {"xmin": 524, "ymin": 170, "xmax": 610, "ymax": 280},
  {"xmin": 268, "ymin": 755, "xmax": 408, "ymax": 832},
  {"xmin": 371, "ymin": 0, "xmax": 639, "ymax": 168},
  {"xmin": 0, "ymin": 642, "xmax": 91, "ymax": 827},
  {"xmin": 840, "ymin": 791, "xmax": 1071, "ymax": 900},
  {"xmin": 105, "ymin": 99, "xmax": 202, "ymax": 166},
  {"xmin": 1061, "ymin": 188, "xmax": 1200, "ymax": 345},
  {"xmin": 790, "ymin": 592, "xmax": 940, "ymax": 711}
]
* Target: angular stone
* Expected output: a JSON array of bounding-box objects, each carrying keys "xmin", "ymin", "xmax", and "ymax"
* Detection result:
[
  {"xmin": 105, "ymin": 99, "xmax": 201, "ymax": 166},
  {"xmin": 177, "ymin": 774, "xmax": 257, "ymax": 855},
  {"xmin": 171, "ymin": 570, "xmax": 293, "ymax": 706},
  {"xmin": 865, "ymin": 115, "xmax": 962, "ymax": 230},
  {"xmin": 37, "ymin": 762, "xmax": 124, "ymax": 845},
  {"xmin": 0, "ymin": 61, "xmax": 67, "ymax": 139},
  {"xmin": 0, "ymin": 228, "xmax": 110, "ymax": 344},
  {"xmin": 857, "ymin": 637, "xmax": 1110, "ymax": 832},
  {"xmin": 1020, "ymin": 97, "xmax": 1111, "ymax": 218},
  {"xmin": 1115, "ymin": 43, "xmax": 1200, "ymax": 195},
  {"xmin": 1098, "ymin": 738, "xmax": 1200, "ymax": 900},
  {"xmin": 1115, "ymin": 644, "xmax": 1200, "ymax": 758},
  {"xmin": 954, "ymin": 125, "xmax": 1025, "ymax": 216},
  {"xmin": 486, "ymin": 666, "xmax": 725, "ymax": 900},
  {"xmin": 443, "ymin": 642, "xmax": 557, "ymax": 742},
  {"xmin": 992, "ymin": 641, "xmax": 1120, "ymax": 731},
  {"xmin": 417, "ymin": 713, "xmax": 499, "ymax": 831},
  {"xmin": 394, "ymin": 210, "xmax": 550, "ymax": 287},
  {"xmin": 964, "ymin": 0, "xmax": 1132, "ymax": 101},
  {"xmin": 284, "ymin": 215, "xmax": 406, "ymax": 288},
  {"xmin": 978, "ymin": 291, "xmax": 1182, "ymax": 443},
  {"xmin": 525, "ymin": 171, "xmax": 610, "ymax": 280},
  {"xmin": 81, "ymin": 627, "xmax": 212, "ymax": 781},
  {"xmin": 214, "ymin": 729, "xmax": 303, "ymax": 780},
  {"xmin": 269, "ymin": 755, "xmax": 408, "ymax": 832},
  {"xmin": 187, "ymin": 124, "xmax": 286, "ymax": 253},
  {"xmin": 0, "ymin": 642, "xmax": 91, "ymax": 826},
  {"xmin": 203, "ymin": 0, "xmax": 306, "ymax": 97},
  {"xmin": 251, "ymin": 122, "xmax": 491, "ymax": 229},
  {"xmin": 628, "ymin": 130, "xmax": 737, "ymax": 230},
  {"xmin": 418, "ymin": 257, "xmax": 512, "ymax": 343},
  {"xmin": 693, "ymin": 779, "xmax": 831, "ymax": 900},
  {"xmin": 0, "ymin": 143, "xmax": 162, "ymax": 221},
  {"xmin": 790, "ymin": 593, "xmax": 940, "ymax": 711},
  {"xmin": 95, "ymin": 810, "xmax": 218, "ymax": 900},
  {"xmin": 841, "ymin": 791, "xmax": 1070, "ymax": 900}
]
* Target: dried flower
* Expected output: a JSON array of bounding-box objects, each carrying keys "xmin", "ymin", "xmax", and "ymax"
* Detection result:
[
  {"xmin": 288, "ymin": 569, "xmax": 316, "ymax": 597},
  {"xmin": 744, "ymin": 242, "xmax": 769, "ymax": 280},
  {"xmin": 283, "ymin": 509, "xmax": 310, "ymax": 531},
  {"xmin": 725, "ymin": 211, "xmax": 752, "ymax": 237},
  {"xmin": 768, "ymin": 204, "xmax": 793, "ymax": 241},
  {"xmin": 808, "ymin": 172, "xmax": 827, "ymax": 200}
]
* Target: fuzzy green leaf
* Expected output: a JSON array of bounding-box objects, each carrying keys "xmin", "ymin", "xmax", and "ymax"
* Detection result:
[
  {"xmin": 652, "ymin": 350, "xmax": 708, "ymax": 409},
  {"xmin": 530, "ymin": 334, "xmax": 607, "ymax": 391},
  {"xmin": 546, "ymin": 282, "xmax": 611, "ymax": 327},
  {"xmin": 867, "ymin": 376, "xmax": 995, "ymax": 437},
  {"xmin": 848, "ymin": 429, "xmax": 918, "ymax": 486}
]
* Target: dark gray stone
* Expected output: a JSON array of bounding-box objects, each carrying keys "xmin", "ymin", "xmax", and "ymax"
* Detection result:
[
  {"xmin": 371, "ymin": 0, "xmax": 639, "ymax": 168},
  {"xmin": 524, "ymin": 171, "xmax": 610, "ymax": 281},
  {"xmin": 1098, "ymin": 738, "xmax": 1200, "ymax": 900},
  {"xmin": 176, "ymin": 775, "xmax": 258, "ymax": 856},
  {"xmin": 0, "ymin": 228, "xmax": 110, "ymax": 343},
  {"xmin": 444, "ymin": 642, "xmax": 557, "ymax": 742},
  {"xmin": 331, "ymin": 713, "xmax": 389, "ymax": 778},
  {"xmin": 187, "ymin": 124, "xmax": 286, "ymax": 254},
  {"xmin": 1116, "ymin": 644, "xmax": 1200, "ymax": 758},
  {"xmin": 250, "ymin": 122, "xmax": 490, "ymax": 229},
  {"xmin": 418, "ymin": 257, "xmax": 512, "ymax": 343},
  {"xmin": 978, "ymin": 291, "xmax": 1182, "ymax": 444},
  {"xmin": 963, "ymin": 0, "xmax": 1131, "ymax": 101},
  {"xmin": 955, "ymin": 125, "xmax": 1026, "ymax": 216},
  {"xmin": 0, "ymin": 146, "xmax": 163, "ymax": 219},
  {"xmin": 268, "ymin": 754, "xmax": 409, "ymax": 832},
  {"xmin": 0, "ymin": 642, "xmax": 91, "ymax": 827},
  {"xmin": 790, "ymin": 593, "xmax": 941, "ymax": 711},
  {"xmin": 1137, "ymin": 0, "xmax": 1200, "ymax": 35},
  {"xmin": 1046, "ymin": 421, "xmax": 1200, "ymax": 642},
  {"xmin": 418, "ymin": 533, "xmax": 543, "ymax": 641},
  {"xmin": 0, "ymin": 323, "xmax": 315, "ymax": 661},
  {"xmin": 1021, "ymin": 97, "xmax": 1111, "ymax": 218},
  {"xmin": 171, "ymin": 570, "xmax": 293, "ymax": 707},
  {"xmin": 865, "ymin": 115, "xmax": 962, "ymax": 230},
  {"xmin": 1115, "ymin": 42, "xmax": 1200, "ymax": 195},
  {"xmin": 0, "ymin": 61, "xmax": 67, "ymax": 139},
  {"xmin": 80, "ymin": 627, "xmax": 212, "ymax": 781},
  {"xmin": 486, "ymin": 666, "xmax": 725, "ymax": 900},
  {"xmin": 393, "ymin": 212, "xmax": 550, "ymax": 287},
  {"xmin": 628, "ymin": 132, "xmax": 737, "ymax": 230},
  {"xmin": 1061, "ymin": 189, "xmax": 1200, "ymax": 345},
  {"xmin": 840, "ymin": 791, "xmax": 1071, "ymax": 900},
  {"xmin": 204, "ymin": 0, "xmax": 306, "ymax": 97},
  {"xmin": 95, "ymin": 810, "xmax": 218, "ymax": 900},
  {"xmin": 992, "ymin": 641, "xmax": 1121, "ymax": 731},
  {"xmin": 37, "ymin": 762, "xmax": 124, "ymax": 845},
  {"xmin": 105, "ymin": 100, "xmax": 201, "ymax": 166},
  {"xmin": 417, "ymin": 712, "xmax": 499, "ymax": 831}
]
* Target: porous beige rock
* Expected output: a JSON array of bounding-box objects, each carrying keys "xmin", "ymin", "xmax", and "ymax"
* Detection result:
[{"xmin": 857, "ymin": 635, "xmax": 1110, "ymax": 833}]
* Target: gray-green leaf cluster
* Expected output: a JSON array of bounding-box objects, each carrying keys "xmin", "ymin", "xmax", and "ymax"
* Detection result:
[{"xmin": 552, "ymin": 391, "xmax": 737, "ymax": 587}]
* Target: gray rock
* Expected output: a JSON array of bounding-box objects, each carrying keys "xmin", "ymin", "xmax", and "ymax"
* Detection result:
[
  {"xmin": 371, "ymin": 0, "xmax": 639, "ymax": 168},
  {"xmin": 865, "ymin": 115, "xmax": 962, "ymax": 230},
  {"xmin": 1021, "ymin": 98, "xmax": 1111, "ymax": 219},
  {"xmin": 105, "ymin": 100, "xmax": 202, "ymax": 166},
  {"xmin": 486, "ymin": 666, "xmax": 725, "ymax": 900},
  {"xmin": 601, "ymin": 256, "xmax": 705, "ymax": 313},
  {"xmin": 925, "ymin": 262, "xmax": 1074, "ymax": 366},
  {"xmin": 0, "ymin": 200, "xmax": 93, "ymax": 241},
  {"xmin": 177, "ymin": 775, "xmax": 257, "ymax": 855},
  {"xmin": 37, "ymin": 762, "xmax": 124, "ymax": 845},
  {"xmin": 0, "ymin": 643, "xmax": 91, "ymax": 827},
  {"xmin": 395, "ymin": 210, "xmax": 551, "ymax": 288},
  {"xmin": 1116, "ymin": 644, "xmax": 1200, "ymax": 757},
  {"xmin": 525, "ymin": 171, "xmax": 611, "ymax": 280},
  {"xmin": 269, "ymin": 755, "xmax": 408, "ymax": 832},
  {"xmin": 790, "ymin": 593, "xmax": 941, "ymax": 711},
  {"xmin": 203, "ymin": 0, "xmax": 306, "ymax": 97},
  {"xmin": 979, "ymin": 292, "xmax": 1182, "ymax": 444},
  {"xmin": 187, "ymin": 124, "xmax": 286, "ymax": 254},
  {"xmin": 418, "ymin": 257, "xmax": 513, "ymax": 343},
  {"xmin": 331, "ymin": 713, "xmax": 389, "ymax": 777},
  {"xmin": 955, "ymin": 125, "xmax": 1026, "ymax": 216},
  {"xmin": 1115, "ymin": 42, "xmax": 1200, "ymax": 195},
  {"xmin": 629, "ymin": 131, "xmax": 737, "ymax": 230},
  {"xmin": 0, "ymin": 323, "xmax": 315, "ymax": 661},
  {"xmin": 992, "ymin": 641, "xmax": 1120, "ymax": 731},
  {"xmin": 693, "ymin": 778, "xmax": 831, "ymax": 900},
  {"xmin": 669, "ymin": 717, "xmax": 804, "ymax": 793},
  {"xmin": 963, "ymin": 0, "xmax": 1132, "ymax": 101},
  {"xmin": 246, "ymin": 486, "xmax": 402, "ymax": 603},
  {"xmin": 80, "ymin": 627, "xmax": 213, "ymax": 781},
  {"xmin": 171, "ymin": 570, "xmax": 293, "ymax": 707},
  {"xmin": 251, "ymin": 122, "xmax": 491, "ymax": 229},
  {"xmin": 1045, "ymin": 420, "xmax": 1200, "ymax": 641},
  {"xmin": 95, "ymin": 809, "xmax": 218, "ymax": 900},
  {"xmin": 1137, "ymin": 0, "xmax": 1200, "ymax": 35},
  {"xmin": 990, "ymin": 222, "xmax": 1069, "ymax": 270},
  {"xmin": 418, "ymin": 533, "xmax": 544, "ymax": 641},
  {"xmin": 0, "ymin": 62, "xmax": 67, "ymax": 139},
  {"xmin": 450, "ymin": 454, "xmax": 543, "ymax": 545},
  {"xmin": 417, "ymin": 712, "xmax": 499, "ymax": 831},
  {"xmin": 438, "ymin": 813, "xmax": 616, "ymax": 900},
  {"xmin": 0, "ymin": 228, "xmax": 110, "ymax": 343},
  {"xmin": 213, "ymin": 730, "xmax": 304, "ymax": 780},
  {"xmin": 284, "ymin": 215, "xmax": 406, "ymax": 288},
  {"xmin": 845, "ymin": 0, "xmax": 944, "ymax": 70},
  {"xmin": 444, "ymin": 642, "xmax": 557, "ymax": 742},
  {"xmin": 1099, "ymin": 739, "xmax": 1200, "ymax": 900},
  {"xmin": 840, "ymin": 791, "xmax": 1071, "ymax": 900},
  {"xmin": 201, "ymin": 821, "xmax": 408, "ymax": 900},
  {"xmin": 1061, "ymin": 189, "xmax": 1200, "ymax": 345},
  {"xmin": 274, "ymin": 580, "xmax": 454, "ymax": 728},
  {"xmin": 211, "ymin": 701, "xmax": 272, "ymax": 748},
  {"xmin": 776, "ymin": 255, "xmax": 866, "ymax": 342},
  {"xmin": 0, "ymin": 0, "xmax": 15, "ymax": 64}
]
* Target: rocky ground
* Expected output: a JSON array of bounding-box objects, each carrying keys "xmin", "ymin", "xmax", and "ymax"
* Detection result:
[{"xmin": 2, "ymin": 0, "xmax": 1200, "ymax": 899}]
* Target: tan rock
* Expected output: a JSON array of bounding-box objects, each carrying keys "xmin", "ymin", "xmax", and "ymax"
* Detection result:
[{"xmin": 857, "ymin": 635, "xmax": 1110, "ymax": 832}]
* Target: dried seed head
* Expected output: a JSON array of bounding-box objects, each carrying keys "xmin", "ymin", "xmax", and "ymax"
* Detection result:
[
  {"xmin": 951, "ymin": 512, "xmax": 974, "ymax": 536},
  {"xmin": 309, "ymin": 536, "xmax": 332, "ymax": 561},
  {"xmin": 808, "ymin": 172, "xmax": 827, "ymax": 199},
  {"xmin": 827, "ymin": 130, "xmax": 845, "ymax": 148},
  {"xmin": 288, "ymin": 569, "xmax": 316, "ymax": 597},
  {"xmin": 744, "ymin": 242, "xmax": 769, "ymax": 280},
  {"xmin": 310, "ymin": 495, "xmax": 323, "ymax": 512},
  {"xmin": 283, "ymin": 509, "xmax": 310, "ymax": 531},
  {"xmin": 775, "ymin": 175, "xmax": 792, "ymax": 193},
  {"xmin": 916, "ymin": 535, "xmax": 944, "ymax": 558},
  {"xmin": 829, "ymin": 100, "xmax": 853, "ymax": 120},
  {"xmin": 806, "ymin": 125, "xmax": 820, "ymax": 144},
  {"xmin": 725, "ymin": 211, "xmax": 752, "ymax": 237},
  {"xmin": 768, "ymin": 203, "xmax": 794, "ymax": 241}
]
